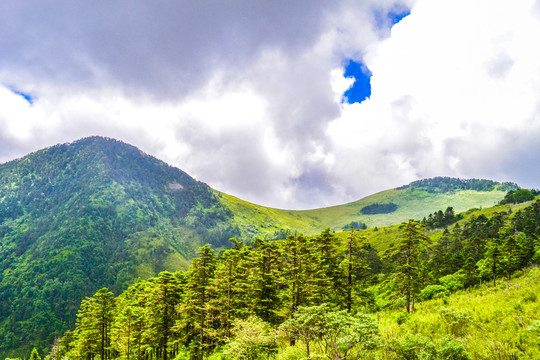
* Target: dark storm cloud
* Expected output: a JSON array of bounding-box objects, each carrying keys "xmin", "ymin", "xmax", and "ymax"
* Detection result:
[{"xmin": 0, "ymin": 1, "xmax": 338, "ymax": 98}]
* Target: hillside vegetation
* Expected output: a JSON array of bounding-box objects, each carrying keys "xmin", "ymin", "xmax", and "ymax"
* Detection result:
[
  {"xmin": 40, "ymin": 198, "xmax": 540, "ymax": 360},
  {"xmin": 0, "ymin": 137, "xmax": 240, "ymax": 355},
  {"xmin": 220, "ymin": 177, "xmax": 516, "ymax": 238},
  {"xmin": 0, "ymin": 137, "xmax": 527, "ymax": 358}
]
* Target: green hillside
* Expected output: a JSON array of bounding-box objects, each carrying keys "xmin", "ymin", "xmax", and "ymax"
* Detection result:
[
  {"xmin": 0, "ymin": 137, "xmax": 240, "ymax": 355},
  {"xmin": 46, "ymin": 196, "xmax": 540, "ymax": 360},
  {"xmin": 219, "ymin": 177, "xmax": 516, "ymax": 238},
  {"xmin": 375, "ymin": 267, "xmax": 540, "ymax": 359}
]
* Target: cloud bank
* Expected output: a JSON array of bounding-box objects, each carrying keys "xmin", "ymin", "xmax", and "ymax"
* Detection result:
[{"xmin": 1, "ymin": 0, "xmax": 540, "ymax": 209}]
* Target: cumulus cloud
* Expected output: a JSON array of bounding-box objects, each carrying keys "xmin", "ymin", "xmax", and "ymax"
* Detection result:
[
  {"xmin": 327, "ymin": 0, "xmax": 540, "ymax": 201},
  {"xmin": 1, "ymin": 0, "xmax": 540, "ymax": 209}
]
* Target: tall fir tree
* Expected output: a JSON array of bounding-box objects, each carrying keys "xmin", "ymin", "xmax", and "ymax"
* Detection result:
[
  {"xmin": 179, "ymin": 245, "xmax": 217, "ymax": 359},
  {"xmin": 387, "ymin": 220, "xmax": 431, "ymax": 313},
  {"xmin": 69, "ymin": 288, "xmax": 115, "ymax": 360}
]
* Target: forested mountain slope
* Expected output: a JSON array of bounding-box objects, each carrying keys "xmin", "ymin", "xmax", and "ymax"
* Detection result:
[{"xmin": 0, "ymin": 137, "xmax": 239, "ymax": 355}]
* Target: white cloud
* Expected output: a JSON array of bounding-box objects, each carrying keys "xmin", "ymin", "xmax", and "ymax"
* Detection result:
[
  {"xmin": 1, "ymin": 0, "xmax": 540, "ymax": 209},
  {"xmin": 327, "ymin": 0, "xmax": 540, "ymax": 201}
]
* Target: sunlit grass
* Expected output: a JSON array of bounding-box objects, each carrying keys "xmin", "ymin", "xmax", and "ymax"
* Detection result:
[
  {"xmin": 376, "ymin": 267, "xmax": 540, "ymax": 359},
  {"xmin": 217, "ymin": 188, "xmax": 508, "ymax": 239}
]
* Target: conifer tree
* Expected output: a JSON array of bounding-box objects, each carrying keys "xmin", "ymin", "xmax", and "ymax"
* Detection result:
[
  {"xmin": 313, "ymin": 228, "xmax": 343, "ymax": 305},
  {"xmin": 485, "ymin": 239, "xmax": 502, "ymax": 286},
  {"xmin": 149, "ymin": 272, "xmax": 185, "ymax": 360},
  {"xmin": 343, "ymin": 226, "xmax": 368, "ymax": 312},
  {"xmin": 502, "ymin": 234, "xmax": 520, "ymax": 279},
  {"xmin": 251, "ymin": 238, "xmax": 282, "ymax": 325},
  {"xmin": 29, "ymin": 347, "xmax": 41, "ymax": 360},
  {"xmin": 281, "ymin": 233, "xmax": 315, "ymax": 318},
  {"xmin": 387, "ymin": 220, "xmax": 431, "ymax": 313},
  {"xmin": 69, "ymin": 288, "xmax": 115, "ymax": 360},
  {"xmin": 211, "ymin": 238, "xmax": 253, "ymax": 342},
  {"xmin": 179, "ymin": 245, "xmax": 217, "ymax": 359}
]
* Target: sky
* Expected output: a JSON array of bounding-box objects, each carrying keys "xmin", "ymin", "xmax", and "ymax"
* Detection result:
[{"xmin": 1, "ymin": 0, "xmax": 540, "ymax": 210}]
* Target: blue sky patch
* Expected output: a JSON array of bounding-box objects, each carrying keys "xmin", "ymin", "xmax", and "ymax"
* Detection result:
[
  {"xmin": 342, "ymin": 60, "xmax": 372, "ymax": 104},
  {"xmin": 10, "ymin": 88, "xmax": 34, "ymax": 104},
  {"xmin": 388, "ymin": 8, "xmax": 410, "ymax": 25},
  {"xmin": 374, "ymin": 5, "xmax": 411, "ymax": 29}
]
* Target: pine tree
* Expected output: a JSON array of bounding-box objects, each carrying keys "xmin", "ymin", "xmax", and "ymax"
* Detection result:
[
  {"xmin": 502, "ymin": 235, "xmax": 520, "ymax": 279},
  {"xmin": 387, "ymin": 220, "xmax": 431, "ymax": 313},
  {"xmin": 281, "ymin": 233, "xmax": 315, "ymax": 318},
  {"xmin": 179, "ymin": 245, "xmax": 217, "ymax": 359},
  {"xmin": 313, "ymin": 228, "xmax": 343, "ymax": 306},
  {"xmin": 69, "ymin": 288, "xmax": 115, "ymax": 360},
  {"xmin": 485, "ymin": 239, "xmax": 502, "ymax": 286},
  {"xmin": 251, "ymin": 238, "xmax": 282, "ymax": 325},
  {"xmin": 343, "ymin": 226, "xmax": 368, "ymax": 312},
  {"xmin": 29, "ymin": 347, "xmax": 41, "ymax": 360},
  {"xmin": 211, "ymin": 238, "xmax": 253, "ymax": 342},
  {"xmin": 149, "ymin": 272, "xmax": 185, "ymax": 360}
]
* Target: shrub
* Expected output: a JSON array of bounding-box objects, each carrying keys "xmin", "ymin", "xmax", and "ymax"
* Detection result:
[
  {"xmin": 420, "ymin": 285, "xmax": 450, "ymax": 301},
  {"xmin": 438, "ymin": 274, "xmax": 464, "ymax": 292},
  {"xmin": 224, "ymin": 316, "xmax": 277, "ymax": 360},
  {"xmin": 396, "ymin": 312, "xmax": 410, "ymax": 325},
  {"xmin": 387, "ymin": 333, "xmax": 436, "ymax": 360},
  {"xmin": 437, "ymin": 337, "xmax": 471, "ymax": 360}
]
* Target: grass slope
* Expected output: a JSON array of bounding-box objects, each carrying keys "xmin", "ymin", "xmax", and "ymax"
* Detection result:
[
  {"xmin": 219, "ymin": 184, "xmax": 511, "ymax": 239},
  {"xmin": 376, "ymin": 267, "xmax": 540, "ymax": 359}
]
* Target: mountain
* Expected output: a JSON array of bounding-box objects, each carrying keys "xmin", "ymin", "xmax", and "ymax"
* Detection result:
[
  {"xmin": 0, "ymin": 137, "xmax": 240, "ymax": 354},
  {"xmin": 0, "ymin": 137, "xmax": 518, "ymax": 356},
  {"xmin": 222, "ymin": 177, "xmax": 517, "ymax": 239}
]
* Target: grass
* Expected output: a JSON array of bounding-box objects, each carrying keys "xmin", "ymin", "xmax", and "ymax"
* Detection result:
[
  {"xmin": 376, "ymin": 267, "xmax": 540, "ymax": 359},
  {"xmin": 269, "ymin": 267, "xmax": 540, "ymax": 360},
  {"xmin": 217, "ymin": 187, "xmax": 509, "ymax": 240}
]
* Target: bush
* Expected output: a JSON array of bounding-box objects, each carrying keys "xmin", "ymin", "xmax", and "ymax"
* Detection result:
[
  {"xmin": 420, "ymin": 285, "xmax": 450, "ymax": 301},
  {"xmin": 224, "ymin": 316, "xmax": 277, "ymax": 360},
  {"xmin": 438, "ymin": 274, "xmax": 464, "ymax": 292},
  {"xmin": 387, "ymin": 333, "xmax": 436, "ymax": 360},
  {"xmin": 396, "ymin": 312, "xmax": 410, "ymax": 325},
  {"xmin": 437, "ymin": 337, "xmax": 471, "ymax": 360}
]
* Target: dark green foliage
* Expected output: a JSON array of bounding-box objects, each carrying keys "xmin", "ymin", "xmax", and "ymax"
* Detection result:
[
  {"xmin": 179, "ymin": 245, "xmax": 217, "ymax": 359},
  {"xmin": 398, "ymin": 177, "xmax": 518, "ymax": 193},
  {"xmin": 423, "ymin": 207, "xmax": 463, "ymax": 229},
  {"xmin": 341, "ymin": 220, "xmax": 367, "ymax": 230},
  {"xmin": 69, "ymin": 288, "xmax": 115, "ymax": 360},
  {"xmin": 2, "ymin": 139, "xmax": 538, "ymax": 358},
  {"xmin": 500, "ymin": 188, "xmax": 535, "ymax": 204},
  {"xmin": 361, "ymin": 202, "xmax": 398, "ymax": 215},
  {"xmin": 0, "ymin": 137, "xmax": 240, "ymax": 357},
  {"xmin": 47, "ymin": 201, "xmax": 540, "ymax": 358}
]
